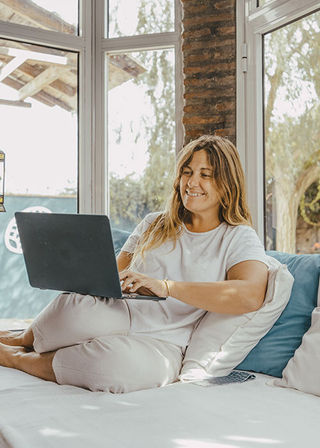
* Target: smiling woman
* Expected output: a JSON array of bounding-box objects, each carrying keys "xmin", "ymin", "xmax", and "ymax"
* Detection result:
[
  {"xmin": 177, "ymin": 135, "xmax": 252, "ymax": 232},
  {"xmin": 129, "ymin": 135, "xmax": 253, "ymax": 261},
  {"xmin": 180, "ymin": 151, "xmax": 221, "ymax": 232},
  {"xmin": 0, "ymin": 135, "xmax": 268, "ymax": 394}
]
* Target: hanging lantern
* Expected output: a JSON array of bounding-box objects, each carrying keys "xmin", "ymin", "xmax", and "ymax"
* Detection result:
[{"xmin": 0, "ymin": 150, "xmax": 5, "ymax": 212}]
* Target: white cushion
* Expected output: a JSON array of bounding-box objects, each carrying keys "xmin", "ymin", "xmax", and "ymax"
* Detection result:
[
  {"xmin": 273, "ymin": 306, "xmax": 320, "ymax": 396},
  {"xmin": 180, "ymin": 255, "xmax": 294, "ymax": 381}
]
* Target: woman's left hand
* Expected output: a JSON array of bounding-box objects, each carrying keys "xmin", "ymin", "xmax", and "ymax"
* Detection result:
[{"xmin": 119, "ymin": 270, "xmax": 167, "ymax": 297}]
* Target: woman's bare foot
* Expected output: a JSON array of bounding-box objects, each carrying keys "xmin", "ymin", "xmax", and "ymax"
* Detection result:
[
  {"xmin": 0, "ymin": 330, "xmax": 23, "ymax": 346},
  {"xmin": 0, "ymin": 328, "xmax": 34, "ymax": 348},
  {"xmin": 0, "ymin": 342, "xmax": 56, "ymax": 382},
  {"xmin": 0, "ymin": 342, "xmax": 27, "ymax": 368}
]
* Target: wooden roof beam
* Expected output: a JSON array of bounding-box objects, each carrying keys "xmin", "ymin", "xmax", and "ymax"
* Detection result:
[
  {"xmin": 50, "ymin": 79, "xmax": 77, "ymax": 97},
  {"xmin": 0, "ymin": 98, "xmax": 31, "ymax": 108},
  {"xmin": 18, "ymin": 65, "xmax": 61, "ymax": 100},
  {"xmin": 14, "ymin": 61, "xmax": 77, "ymax": 98},
  {"xmin": 0, "ymin": 55, "xmax": 26, "ymax": 82},
  {"xmin": 2, "ymin": 76, "xmax": 73, "ymax": 111},
  {"xmin": 0, "ymin": 47, "xmax": 68, "ymax": 66},
  {"xmin": 2, "ymin": 77, "xmax": 55, "ymax": 107},
  {"xmin": 0, "ymin": 0, "xmax": 76, "ymax": 34}
]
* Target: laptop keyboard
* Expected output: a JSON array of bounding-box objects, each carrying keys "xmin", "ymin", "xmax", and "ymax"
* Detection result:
[
  {"xmin": 121, "ymin": 293, "xmax": 139, "ymax": 299},
  {"xmin": 121, "ymin": 292, "xmax": 165, "ymax": 301}
]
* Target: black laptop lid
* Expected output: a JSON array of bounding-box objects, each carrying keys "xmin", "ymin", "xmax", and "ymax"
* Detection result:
[{"xmin": 15, "ymin": 212, "xmax": 122, "ymax": 298}]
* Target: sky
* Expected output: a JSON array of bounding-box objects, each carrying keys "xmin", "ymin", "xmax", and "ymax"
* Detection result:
[
  {"xmin": 0, "ymin": 83, "xmax": 78, "ymax": 196},
  {"xmin": 32, "ymin": 0, "xmax": 78, "ymax": 27}
]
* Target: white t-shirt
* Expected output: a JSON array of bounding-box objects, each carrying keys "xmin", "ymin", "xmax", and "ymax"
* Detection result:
[{"xmin": 122, "ymin": 212, "xmax": 268, "ymax": 348}]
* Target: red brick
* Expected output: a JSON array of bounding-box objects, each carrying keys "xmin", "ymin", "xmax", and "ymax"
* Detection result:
[
  {"xmin": 182, "ymin": 38, "xmax": 235, "ymax": 52},
  {"xmin": 183, "ymin": 13, "xmax": 234, "ymax": 27},
  {"xmin": 184, "ymin": 62, "xmax": 236, "ymax": 75},
  {"xmin": 215, "ymin": 0, "xmax": 235, "ymax": 9},
  {"xmin": 184, "ymin": 115, "xmax": 227, "ymax": 125},
  {"xmin": 184, "ymin": 92, "xmax": 235, "ymax": 103},
  {"xmin": 184, "ymin": 76, "xmax": 235, "ymax": 90},
  {"xmin": 184, "ymin": 103, "xmax": 231, "ymax": 114},
  {"xmin": 182, "ymin": 27, "xmax": 213, "ymax": 40},
  {"xmin": 182, "ymin": 0, "xmax": 236, "ymax": 143}
]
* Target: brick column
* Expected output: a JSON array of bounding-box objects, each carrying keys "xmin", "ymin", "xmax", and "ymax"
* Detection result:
[{"xmin": 181, "ymin": 0, "xmax": 236, "ymax": 144}]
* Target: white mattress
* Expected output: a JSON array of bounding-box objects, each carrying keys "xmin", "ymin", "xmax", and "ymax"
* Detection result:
[{"xmin": 0, "ymin": 366, "xmax": 319, "ymax": 448}]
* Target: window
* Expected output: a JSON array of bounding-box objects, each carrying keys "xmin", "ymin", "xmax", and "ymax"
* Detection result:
[
  {"xmin": 107, "ymin": 48, "xmax": 176, "ymax": 232},
  {"xmin": 104, "ymin": 0, "xmax": 182, "ymax": 232},
  {"xmin": 0, "ymin": 1, "xmax": 182, "ymax": 326},
  {"xmin": 0, "ymin": 0, "xmax": 84, "ymax": 325},
  {"xmin": 0, "ymin": 38, "xmax": 78, "ymax": 321},
  {"xmin": 264, "ymin": 12, "xmax": 320, "ymax": 254},
  {"xmin": 237, "ymin": 0, "xmax": 320, "ymax": 254}
]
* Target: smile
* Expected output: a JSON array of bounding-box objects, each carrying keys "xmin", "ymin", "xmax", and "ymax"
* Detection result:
[{"xmin": 186, "ymin": 189, "xmax": 205, "ymax": 197}]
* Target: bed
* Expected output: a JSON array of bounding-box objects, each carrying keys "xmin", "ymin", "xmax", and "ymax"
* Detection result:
[
  {"xmin": 0, "ymin": 366, "xmax": 319, "ymax": 448},
  {"xmin": 0, "ymin": 249, "xmax": 319, "ymax": 448}
]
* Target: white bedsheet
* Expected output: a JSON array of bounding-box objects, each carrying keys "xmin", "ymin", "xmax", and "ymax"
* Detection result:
[{"xmin": 0, "ymin": 366, "xmax": 319, "ymax": 448}]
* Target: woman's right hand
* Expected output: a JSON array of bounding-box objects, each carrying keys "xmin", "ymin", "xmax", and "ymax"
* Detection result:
[{"xmin": 119, "ymin": 270, "xmax": 167, "ymax": 297}]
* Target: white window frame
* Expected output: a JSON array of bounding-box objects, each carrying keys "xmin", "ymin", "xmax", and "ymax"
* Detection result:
[
  {"xmin": 95, "ymin": 0, "xmax": 183, "ymax": 214},
  {"xmin": 237, "ymin": 0, "xmax": 320, "ymax": 242},
  {"xmin": 0, "ymin": 0, "xmax": 94, "ymax": 213},
  {"xmin": 0, "ymin": 0, "xmax": 183, "ymax": 216}
]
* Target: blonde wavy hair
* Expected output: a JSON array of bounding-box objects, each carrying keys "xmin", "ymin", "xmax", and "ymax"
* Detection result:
[{"xmin": 131, "ymin": 135, "xmax": 252, "ymax": 263}]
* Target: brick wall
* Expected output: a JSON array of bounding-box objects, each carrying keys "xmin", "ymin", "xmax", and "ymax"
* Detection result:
[{"xmin": 181, "ymin": 0, "xmax": 236, "ymax": 144}]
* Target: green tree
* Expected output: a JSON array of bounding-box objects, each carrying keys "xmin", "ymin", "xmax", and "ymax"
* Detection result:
[
  {"xmin": 109, "ymin": 0, "xmax": 175, "ymax": 231},
  {"xmin": 264, "ymin": 13, "xmax": 320, "ymax": 252}
]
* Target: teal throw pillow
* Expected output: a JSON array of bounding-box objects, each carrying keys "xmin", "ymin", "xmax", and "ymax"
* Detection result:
[{"xmin": 237, "ymin": 251, "xmax": 320, "ymax": 377}]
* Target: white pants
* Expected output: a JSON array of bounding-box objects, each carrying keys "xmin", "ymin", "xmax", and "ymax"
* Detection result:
[{"xmin": 31, "ymin": 293, "xmax": 183, "ymax": 393}]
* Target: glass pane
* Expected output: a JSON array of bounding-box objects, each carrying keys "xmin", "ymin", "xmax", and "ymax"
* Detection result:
[
  {"xmin": 107, "ymin": 0, "xmax": 174, "ymax": 38},
  {"xmin": 0, "ymin": 0, "xmax": 78, "ymax": 35},
  {"xmin": 107, "ymin": 48, "xmax": 175, "ymax": 233},
  {"xmin": 0, "ymin": 39, "xmax": 78, "ymax": 326},
  {"xmin": 264, "ymin": 11, "xmax": 320, "ymax": 254},
  {"xmin": 259, "ymin": 0, "xmax": 272, "ymax": 6}
]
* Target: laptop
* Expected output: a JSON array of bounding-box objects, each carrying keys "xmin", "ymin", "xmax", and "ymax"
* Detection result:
[{"xmin": 15, "ymin": 212, "xmax": 166, "ymax": 301}]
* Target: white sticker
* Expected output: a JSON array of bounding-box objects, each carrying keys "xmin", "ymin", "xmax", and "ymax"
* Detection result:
[{"xmin": 5, "ymin": 206, "xmax": 52, "ymax": 254}]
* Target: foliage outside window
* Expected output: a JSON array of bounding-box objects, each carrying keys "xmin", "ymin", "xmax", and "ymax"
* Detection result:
[
  {"xmin": 107, "ymin": 0, "xmax": 177, "ymax": 232},
  {"xmin": 264, "ymin": 11, "xmax": 320, "ymax": 254}
]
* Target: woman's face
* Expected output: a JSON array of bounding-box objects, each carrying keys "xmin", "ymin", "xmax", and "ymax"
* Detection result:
[{"xmin": 179, "ymin": 149, "xmax": 221, "ymax": 223}]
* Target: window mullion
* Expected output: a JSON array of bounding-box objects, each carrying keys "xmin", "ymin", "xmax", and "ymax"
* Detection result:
[
  {"xmin": 78, "ymin": 0, "xmax": 94, "ymax": 213},
  {"xmin": 248, "ymin": 0, "xmax": 320, "ymax": 33},
  {"xmin": 102, "ymin": 32, "xmax": 180, "ymax": 53},
  {"xmin": 0, "ymin": 19, "xmax": 84, "ymax": 51},
  {"xmin": 174, "ymin": 0, "xmax": 184, "ymax": 153},
  {"xmin": 91, "ymin": 0, "xmax": 107, "ymax": 215}
]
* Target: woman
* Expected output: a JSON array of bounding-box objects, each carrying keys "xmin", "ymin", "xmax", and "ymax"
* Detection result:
[{"xmin": 0, "ymin": 135, "xmax": 268, "ymax": 393}]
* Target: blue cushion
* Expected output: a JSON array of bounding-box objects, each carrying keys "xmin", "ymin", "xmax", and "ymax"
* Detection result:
[
  {"xmin": 237, "ymin": 251, "xmax": 320, "ymax": 377},
  {"xmin": 111, "ymin": 228, "xmax": 130, "ymax": 255}
]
